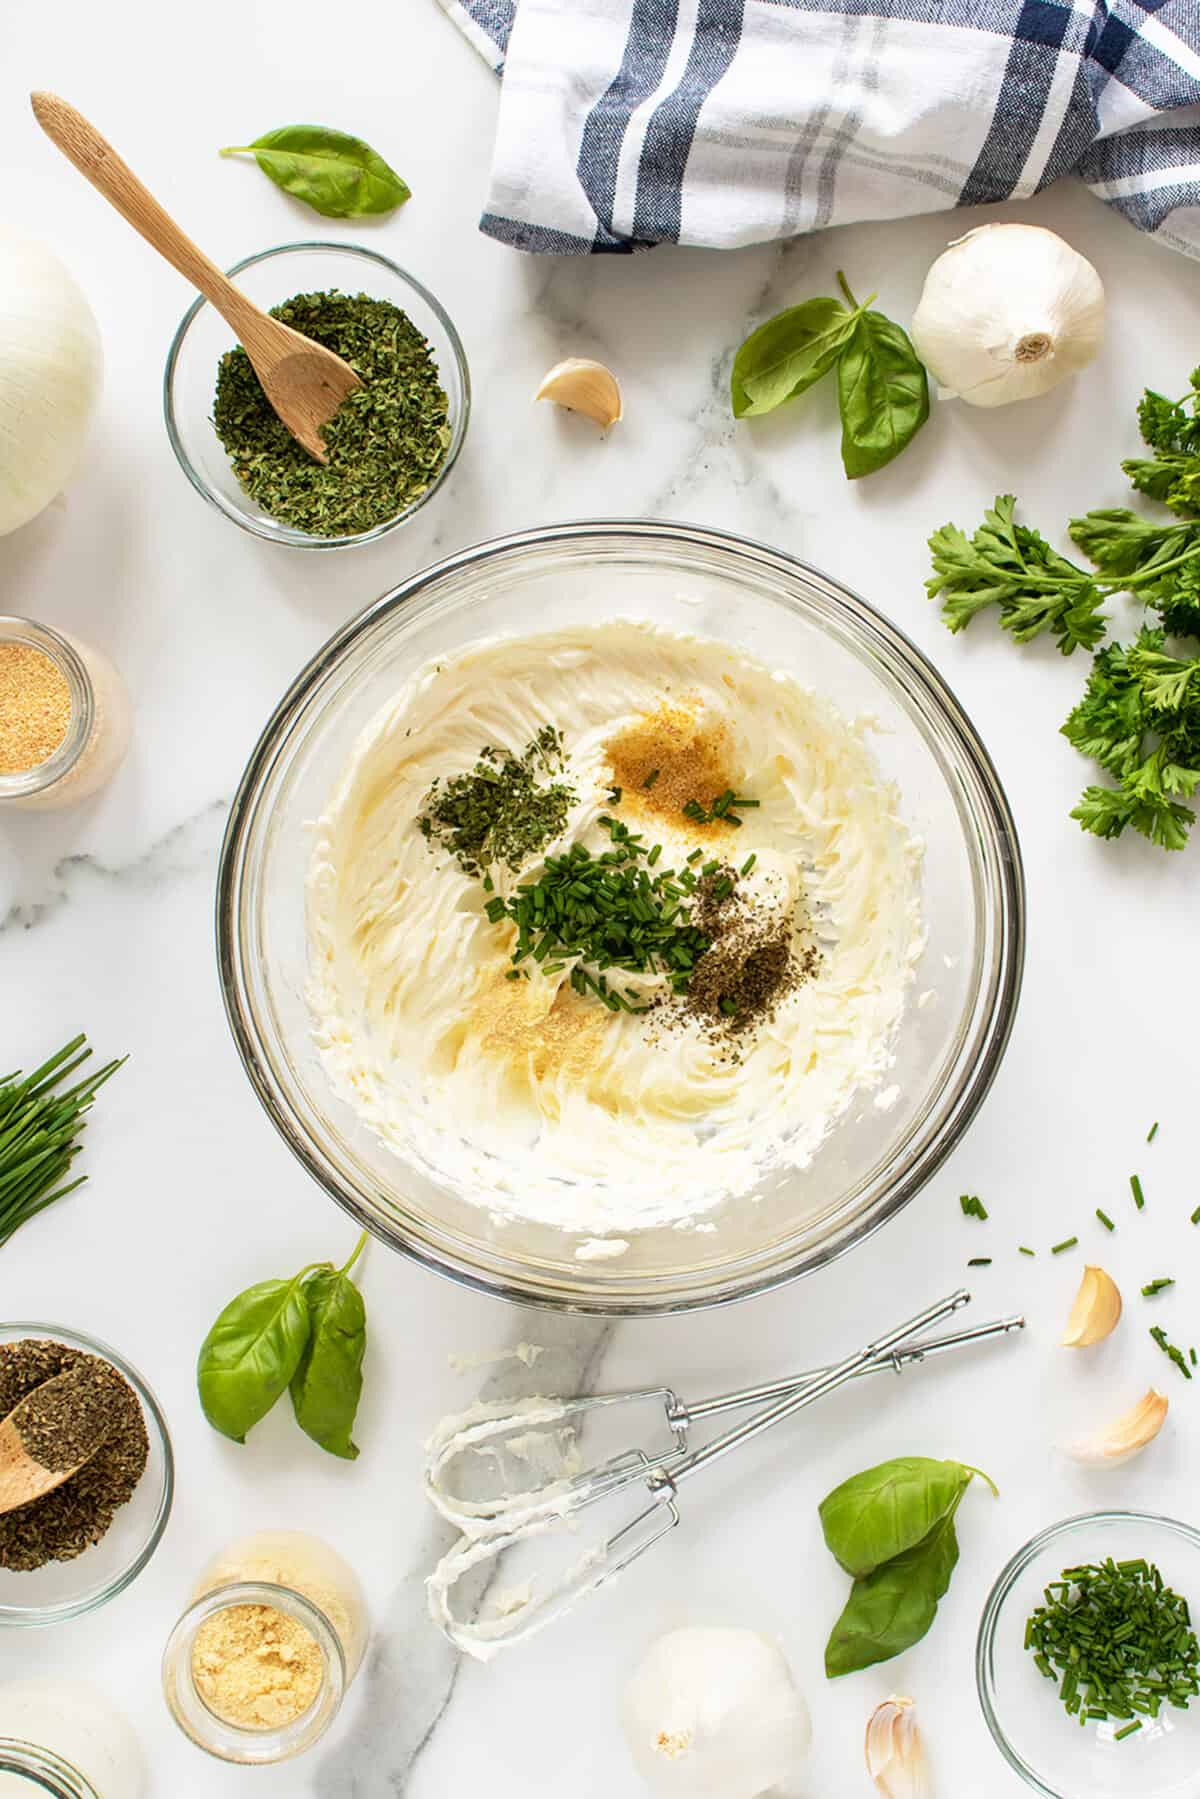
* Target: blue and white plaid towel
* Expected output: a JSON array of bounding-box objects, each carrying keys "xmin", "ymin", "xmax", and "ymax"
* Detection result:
[{"xmin": 437, "ymin": 0, "xmax": 1200, "ymax": 256}]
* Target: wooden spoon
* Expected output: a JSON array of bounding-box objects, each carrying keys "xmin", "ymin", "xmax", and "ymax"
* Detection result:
[
  {"xmin": 30, "ymin": 92, "xmax": 361, "ymax": 462},
  {"xmin": 0, "ymin": 1365, "xmax": 114, "ymax": 1517}
]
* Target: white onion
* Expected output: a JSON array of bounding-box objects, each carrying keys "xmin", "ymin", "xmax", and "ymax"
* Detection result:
[
  {"xmin": 621, "ymin": 1626, "xmax": 811, "ymax": 1798},
  {"xmin": 0, "ymin": 229, "xmax": 102, "ymax": 536},
  {"xmin": 910, "ymin": 223, "xmax": 1104, "ymax": 409}
]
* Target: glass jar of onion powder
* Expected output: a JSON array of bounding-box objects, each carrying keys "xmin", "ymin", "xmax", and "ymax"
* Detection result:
[
  {"xmin": 0, "ymin": 617, "xmax": 130, "ymax": 810},
  {"xmin": 162, "ymin": 1530, "xmax": 368, "ymax": 1764}
]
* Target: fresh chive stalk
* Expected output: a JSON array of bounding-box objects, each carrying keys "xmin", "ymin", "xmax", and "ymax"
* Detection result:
[
  {"xmin": 0, "ymin": 1035, "xmax": 125, "ymax": 1249},
  {"xmin": 1051, "ymin": 1236, "xmax": 1079, "ymax": 1255},
  {"xmin": 1131, "ymin": 1174, "xmax": 1146, "ymax": 1211},
  {"xmin": 1096, "ymin": 1208, "xmax": 1115, "ymax": 1232}
]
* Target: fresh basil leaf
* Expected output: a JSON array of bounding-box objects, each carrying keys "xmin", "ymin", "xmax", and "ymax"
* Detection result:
[
  {"xmin": 197, "ymin": 1273, "xmax": 315, "ymax": 1444},
  {"xmin": 289, "ymin": 1265, "xmax": 367, "ymax": 1461},
  {"xmin": 824, "ymin": 1509, "xmax": 960, "ymax": 1678},
  {"xmin": 731, "ymin": 299, "xmax": 856, "ymax": 419},
  {"xmin": 837, "ymin": 311, "xmax": 929, "ymax": 479},
  {"xmin": 220, "ymin": 126, "xmax": 411, "ymax": 219},
  {"xmin": 819, "ymin": 1456, "xmax": 973, "ymax": 1577}
]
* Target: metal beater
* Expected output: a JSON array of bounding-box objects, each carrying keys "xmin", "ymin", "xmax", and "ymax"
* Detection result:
[
  {"xmin": 427, "ymin": 1289, "xmax": 1023, "ymax": 1657},
  {"xmin": 426, "ymin": 1303, "xmax": 1024, "ymax": 1533}
]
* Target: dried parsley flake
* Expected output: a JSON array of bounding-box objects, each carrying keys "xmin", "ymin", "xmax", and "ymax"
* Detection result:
[{"xmin": 213, "ymin": 289, "xmax": 450, "ymax": 536}]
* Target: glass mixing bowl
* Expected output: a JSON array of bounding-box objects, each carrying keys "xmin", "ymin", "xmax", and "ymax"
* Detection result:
[
  {"xmin": 978, "ymin": 1511, "xmax": 1200, "ymax": 1798},
  {"xmin": 217, "ymin": 521, "xmax": 1024, "ymax": 1313},
  {"xmin": 164, "ymin": 242, "xmax": 470, "ymax": 550}
]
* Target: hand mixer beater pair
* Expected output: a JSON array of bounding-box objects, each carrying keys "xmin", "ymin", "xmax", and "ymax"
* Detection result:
[{"xmin": 424, "ymin": 1289, "xmax": 1024, "ymax": 1657}]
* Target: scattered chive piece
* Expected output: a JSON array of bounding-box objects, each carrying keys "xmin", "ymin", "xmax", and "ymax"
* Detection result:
[
  {"xmin": 1142, "ymin": 1278, "xmax": 1175, "ymax": 1297},
  {"xmin": 1096, "ymin": 1208, "xmax": 1115, "ymax": 1232},
  {"xmin": 959, "ymin": 1194, "xmax": 988, "ymax": 1221},
  {"xmin": 1114, "ymin": 1722, "xmax": 1143, "ymax": 1742},
  {"xmin": 1019, "ymin": 1246, "xmax": 1036, "ymax": 1257},
  {"xmin": 643, "ymin": 768, "xmax": 660, "ymax": 789},
  {"xmin": 608, "ymin": 785, "xmax": 622, "ymax": 804},
  {"xmin": 1191, "ymin": 1205, "xmax": 1200, "ymax": 1226},
  {"xmin": 967, "ymin": 1257, "xmax": 993, "ymax": 1267},
  {"xmin": 1150, "ymin": 1325, "xmax": 1193, "ymax": 1380},
  {"xmin": 1147, "ymin": 1121, "xmax": 1160, "ymax": 1143},
  {"xmin": 1192, "ymin": 1348, "xmax": 1198, "ymax": 1367},
  {"xmin": 1051, "ymin": 1236, "xmax": 1079, "ymax": 1255},
  {"xmin": 1131, "ymin": 1174, "xmax": 1145, "ymax": 1211},
  {"xmin": 740, "ymin": 853, "xmax": 757, "ymax": 876}
]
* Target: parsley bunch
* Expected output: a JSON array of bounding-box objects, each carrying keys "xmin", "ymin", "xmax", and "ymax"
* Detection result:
[{"xmin": 927, "ymin": 369, "xmax": 1200, "ymax": 851}]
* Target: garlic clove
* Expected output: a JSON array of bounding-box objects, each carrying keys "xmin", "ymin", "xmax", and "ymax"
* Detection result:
[
  {"xmin": 911, "ymin": 223, "xmax": 1104, "ymax": 409},
  {"xmin": 1061, "ymin": 1264, "xmax": 1122, "ymax": 1347},
  {"xmin": 534, "ymin": 357, "xmax": 623, "ymax": 427},
  {"xmin": 866, "ymin": 1696, "xmax": 930, "ymax": 1799},
  {"xmin": 1065, "ymin": 1389, "xmax": 1169, "ymax": 1468}
]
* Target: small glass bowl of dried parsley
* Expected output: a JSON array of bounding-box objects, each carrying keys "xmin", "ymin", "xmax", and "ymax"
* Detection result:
[
  {"xmin": 165, "ymin": 242, "xmax": 470, "ymax": 549},
  {"xmin": 978, "ymin": 1510, "xmax": 1200, "ymax": 1797}
]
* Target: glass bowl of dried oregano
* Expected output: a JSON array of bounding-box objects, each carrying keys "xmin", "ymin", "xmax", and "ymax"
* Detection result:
[
  {"xmin": 0, "ymin": 1322, "xmax": 173, "ymax": 1626},
  {"xmin": 164, "ymin": 241, "xmax": 470, "ymax": 550}
]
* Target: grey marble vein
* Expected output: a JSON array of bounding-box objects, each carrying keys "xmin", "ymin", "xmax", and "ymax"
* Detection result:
[
  {"xmin": 316, "ymin": 1313, "xmax": 615, "ymax": 1797},
  {"xmin": 0, "ymin": 797, "xmax": 229, "ymax": 932}
]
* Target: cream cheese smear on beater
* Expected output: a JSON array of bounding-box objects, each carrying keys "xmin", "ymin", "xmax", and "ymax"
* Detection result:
[{"xmin": 306, "ymin": 620, "xmax": 923, "ymax": 1247}]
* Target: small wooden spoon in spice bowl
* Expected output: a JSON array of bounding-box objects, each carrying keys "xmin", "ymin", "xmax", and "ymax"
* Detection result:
[
  {"xmin": 30, "ymin": 93, "xmax": 360, "ymax": 462},
  {"xmin": 0, "ymin": 1361, "xmax": 116, "ymax": 1516}
]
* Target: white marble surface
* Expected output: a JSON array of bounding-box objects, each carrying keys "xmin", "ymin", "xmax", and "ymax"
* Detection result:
[{"xmin": 3, "ymin": 3, "xmax": 1200, "ymax": 1794}]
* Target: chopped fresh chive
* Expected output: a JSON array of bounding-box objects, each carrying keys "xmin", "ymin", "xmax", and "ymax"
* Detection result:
[
  {"xmin": 1147, "ymin": 1121, "xmax": 1160, "ymax": 1144},
  {"xmin": 1131, "ymin": 1174, "xmax": 1145, "ymax": 1211},
  {"xmin": 959, "ymin": 1194, "xmax": 988, "ymax": 1221},
  {"xmin": 1150, "ymin": 1325, "xmax": 1193, "ymax": 1380},
  {"xmin": 1191, "ymin": 1205, "xmax": 1200, "ymax": 1226},
  {"xmin": 1142, "ymin": 1278, "xmax": 1175, "ymax": 1297},
  {"xmin": 1096, "ymin": 1208, "xmax": 1115, "ymax": 1232},
  {"xmin": 1019, "ymin": 1246, "xmax": 1036, "ymax": 1257},
  {"xmin": 643, "ymin": 768, "xmax": 660, "ymax": 789},
  {"xmin": 687, "ymin": 848, "xmax": 703, "ymax": 864},
  {"xmin": 1052, "ymin": 1236, "xmax": 1079, "ymax": 1255},
  {"xmin": 1192, "ymin": 1348, "xmax": 1198, "ymax": 1368},
  {"xmin": 967, "ymin": 1257, "xmax": 993, "ymax": 1267},
  {"xmin": 1114, "ymin": 1722, "xmax": 1143, "ymax": 1742},
  {"xmin": 740, "ymin": 853, "xmax": 757, "ymax": 875},
  {"xmin": 608, "ymin": 785, "xmax": 622, "ymax": 804}
]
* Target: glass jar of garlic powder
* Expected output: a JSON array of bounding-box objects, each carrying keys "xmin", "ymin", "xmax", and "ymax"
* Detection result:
[
  {"xmin": 162, "ymin": 1531, "xmax": 368, "ymax": 1764},
  {"xmin": 0, "ymin": 1678, "xmax": 143, "ymax": 1798},
  {"xmin": 0, "ymin": 618, "xmax": 130, "ymax": 810}
]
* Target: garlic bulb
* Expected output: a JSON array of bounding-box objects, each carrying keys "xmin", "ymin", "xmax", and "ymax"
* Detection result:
[
  {"xmin": 621, "ymin": 1627, "xmax": 810, "ymax": 1798},
  {"xmin": 0, "ymin": 230, "xmax": 102, "ymax": 536},
  {"xmin": 535, "ymin": 357, "xmax": 623, "ymax": 427},
  {"xmin": 1061, "ymin": 1265, "xmax": 1122, "ymax": 1347},
  {"xmin": 866, "ymin": 1696, "xmax": 930, "ymax": 1799},
  {"xmin": 1065, "ymin": 1389, "xmax": 1169, "ymax": 1468},
  {"xmin": 911, "ymin": 224, "xmax": 1104, "ymax": 408}
]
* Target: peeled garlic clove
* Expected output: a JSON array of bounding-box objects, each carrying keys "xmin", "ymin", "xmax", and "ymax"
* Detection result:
[
  {"xmin": 1065, "ymin": 1389, "xmax": 1169, "ymax": 1468},
  {"xmin": 1061, "ymin": 1265, "xmax": 1123, "ymax": 1347},
  {"xmin": 535, "ymin": 357, "xmax": 622, "ymax": 427},
  {"xmin": 866, "ymin": 1696, "xmax": 930, "ymax": 1799},
  {"xmin": 911, "ymin": 223, "xmax": 1104, "ymax": 409}
]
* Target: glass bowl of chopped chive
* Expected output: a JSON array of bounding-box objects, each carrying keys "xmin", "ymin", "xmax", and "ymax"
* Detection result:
[
  {"xmin": 0, "ymin": 1322, "xmax": 173, "ymax": 1627},
  {"xmin": 978, "ymin": 1510, "xmax": 1200, "ymax": 1797},
  {"xmin": 164, "ymin": 243, "xmax": 469, "ymax": 549}
]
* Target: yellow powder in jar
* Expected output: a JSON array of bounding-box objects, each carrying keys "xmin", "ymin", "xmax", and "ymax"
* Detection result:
[
  {"xmin": 0, "ymin": 644, "xmax": 71, "ymax": 774},
  {"xmin": 191, "ymin": 1602, "xmax": 323, "ymax": 1730}
]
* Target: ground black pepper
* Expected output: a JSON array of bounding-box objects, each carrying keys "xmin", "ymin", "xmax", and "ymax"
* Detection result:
[
  {"xmin": 0, "ymin": 1339, "xmax": 148, "ymax": 1571},
  {"xmin": 680, "ymin": 866, "xmax": 818, "ymax": 1047}
]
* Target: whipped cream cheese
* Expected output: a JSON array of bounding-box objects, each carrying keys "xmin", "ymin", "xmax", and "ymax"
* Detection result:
[{"xmin": 306, "ymin": 620, "xmax": 923, "ymax": 1243}]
